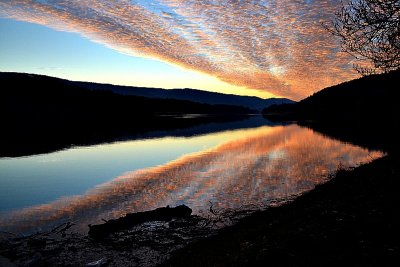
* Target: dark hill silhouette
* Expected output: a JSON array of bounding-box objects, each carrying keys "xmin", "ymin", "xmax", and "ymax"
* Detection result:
[
  {"xmin": 73, "ymin": 82, "xmax": 294, "ymax": 111},
  {"xmin": 263, "ymin": 69, "xmax": 399, "ymax": 121},
  {"xmin": 2, "ymin": 72, "xmax": 293, "ymax": 111},
  {"xmin": 263, "ymin": 69, "xmax": 400, "ymax": 152},
  {"xmin": 0, "ymin": 72, "xmax": 277, "ymax": 157}
]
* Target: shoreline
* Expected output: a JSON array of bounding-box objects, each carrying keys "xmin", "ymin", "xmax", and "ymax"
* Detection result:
[
  {"xmin": 163, "ymin": 155, "xmax": 399, "ymax": 266},
  {"xmin": 0, "ymin": 153, "xmax": 397, "ymax": 266}
]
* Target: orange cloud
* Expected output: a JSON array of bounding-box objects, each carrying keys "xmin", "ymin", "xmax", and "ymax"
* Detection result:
[{"xmin": 0, "ymin": 0, "xmax": 358, "ymax": 100}]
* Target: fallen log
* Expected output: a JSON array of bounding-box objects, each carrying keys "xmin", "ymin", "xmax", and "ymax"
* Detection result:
[{"xmin": 88, "ymin": 205, "xmax": 192, "ymax": 239}]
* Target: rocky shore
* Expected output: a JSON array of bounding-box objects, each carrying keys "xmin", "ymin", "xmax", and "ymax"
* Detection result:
[{"xmin": 163, "ymin": 155, "xmax": 399, "ymax": 266}]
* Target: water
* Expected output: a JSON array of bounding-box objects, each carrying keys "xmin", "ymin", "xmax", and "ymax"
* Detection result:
[
  {"xmin": 0, "ymin": 122, "xmax": 383, "ymax": 234},
  {"xmin": 0, "ymin": 130, "xmax": 243, "ymax": 212}
]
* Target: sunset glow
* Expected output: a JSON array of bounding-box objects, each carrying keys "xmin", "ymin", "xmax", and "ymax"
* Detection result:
[{"xmin": 0, "ymin": 0, "xmax": 359, "ymax": 100}]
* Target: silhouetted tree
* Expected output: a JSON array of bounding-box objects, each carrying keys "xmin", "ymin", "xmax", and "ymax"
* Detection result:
[{"xmin": 327, "ymin": 0, "xmax": 400, "ymax": 75}]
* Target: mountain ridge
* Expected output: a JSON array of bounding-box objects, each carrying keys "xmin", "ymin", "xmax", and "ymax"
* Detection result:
[
  {"xmin": 262, "ymin": 69, "xmax": 399, "ymax": 121},
  {"xmin": 1, "ymin": 72, "xmax": 294, "ymax": 110}
]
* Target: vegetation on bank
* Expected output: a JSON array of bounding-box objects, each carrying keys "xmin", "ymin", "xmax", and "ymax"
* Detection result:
[{"xmin": 263, "ymin": 69, "xmax": 399, "ymax": 123}]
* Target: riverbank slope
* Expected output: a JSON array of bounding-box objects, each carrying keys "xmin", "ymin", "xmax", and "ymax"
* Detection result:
[{"xmin": 164, "ymin": 154, "xmax": 399, "ymax": 266}]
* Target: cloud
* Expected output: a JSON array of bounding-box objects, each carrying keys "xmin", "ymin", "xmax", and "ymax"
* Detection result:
[{"xmin": 0, "ymin": 0, "xmax": 358, "ymax": 99}]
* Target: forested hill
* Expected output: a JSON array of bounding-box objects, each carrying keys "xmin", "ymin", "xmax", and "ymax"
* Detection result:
[
  {"xmin": 0, "ymin": 72, "xmax": 294, "ymax": 111},
  {"xmin": 263, "ymin": 69, "xmax": 400, "ymax": 123}
]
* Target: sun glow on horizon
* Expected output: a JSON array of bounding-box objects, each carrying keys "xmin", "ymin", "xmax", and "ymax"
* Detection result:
[
  {"xmin": 0, "ymin": 0, "xmax": 359, "ymax": 100},
  {"xmin": 0, "ymin": 18, "xmax": 276, "ymax": 99},
  {"xmin": 53, "ymin": 61, "xmax": 278, "ymax": 99}
]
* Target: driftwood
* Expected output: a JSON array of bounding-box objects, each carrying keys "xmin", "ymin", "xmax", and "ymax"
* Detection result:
[{"xmin": 88, "ymin": 205, "xmax": 192, "ymax": 239}]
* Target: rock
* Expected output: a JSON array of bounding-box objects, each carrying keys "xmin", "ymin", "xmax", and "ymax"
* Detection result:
[{"xmin": 88, "ymin": 205, "xmax": 192, "ymax": 239}]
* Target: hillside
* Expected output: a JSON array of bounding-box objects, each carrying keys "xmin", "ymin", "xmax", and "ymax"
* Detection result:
[
  {"xmin": 1, "ymin": 72, "xmax": 293, "ymax": 111},
  {"xmin": 163, "ymin": 156, "xmax": 399, "ymax": 267},
  {"xmin": 0, "ymin": 72, "xmax": 255, "ymax": 156},
  {"xmin": 73, "ymin": 82, "xmax": 294, "ymax": 111},
  {"xmin": 0, "ymin": 72, "xmax": 255, "ymax": 115},
  {"xmin": 263, "ymin": 70, "xmax": 400, "ymax": 152},
  {"xmin": 263, "ymin": 69, "xmax": 399, "ymax": 122}
]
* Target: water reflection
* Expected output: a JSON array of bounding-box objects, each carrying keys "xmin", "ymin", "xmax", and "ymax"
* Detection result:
[
  {"xmin": 0, "ymin": 125, "xmax": 383, "ymax": 233},
  {"xmin": 0, "ymin": 123, "xmax": 268, "ymax": 212}
]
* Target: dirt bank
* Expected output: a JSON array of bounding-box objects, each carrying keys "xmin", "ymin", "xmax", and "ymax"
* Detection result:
[{"xmin": 163, "ymin": 155, "xmax": 399, "ymax": 266}]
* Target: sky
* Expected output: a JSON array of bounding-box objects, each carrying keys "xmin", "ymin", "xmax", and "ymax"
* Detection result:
[{"xmin": 0, "ymin": 0, "xmax": 359, "ymax": 100}]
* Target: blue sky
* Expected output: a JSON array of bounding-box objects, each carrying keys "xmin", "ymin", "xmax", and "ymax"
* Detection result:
[
  {"xmin": 0, "ymin": 18, "xmax": 270, "ymax": 98},
  {"xmin": 0, "ymin": 1, "xmax": 356, "ymax": 100}
]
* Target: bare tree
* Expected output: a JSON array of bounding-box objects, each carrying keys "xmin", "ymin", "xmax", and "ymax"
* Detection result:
[{"xmin": 327, "ymin": 0, "xmax": 400, "ymax": 75}]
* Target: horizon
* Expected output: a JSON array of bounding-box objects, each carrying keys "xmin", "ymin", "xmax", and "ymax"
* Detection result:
[
  {"xmin": 0, "ymin": 1, "xmax": 360, "ymax": 101},
  {"xmin": 1, "ymin": 70, "xmax": 295, "ymax": 100}
]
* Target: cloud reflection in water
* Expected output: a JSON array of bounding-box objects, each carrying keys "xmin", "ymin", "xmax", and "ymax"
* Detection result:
[{"xmin": 0, "ymin": 125, "xmax": 383, "ymax": 233}]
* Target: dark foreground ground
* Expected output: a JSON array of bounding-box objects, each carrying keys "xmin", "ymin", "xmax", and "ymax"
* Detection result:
[{"xmin": 163, "ymin": 155, "xmax": 399, "ymax": 267}]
